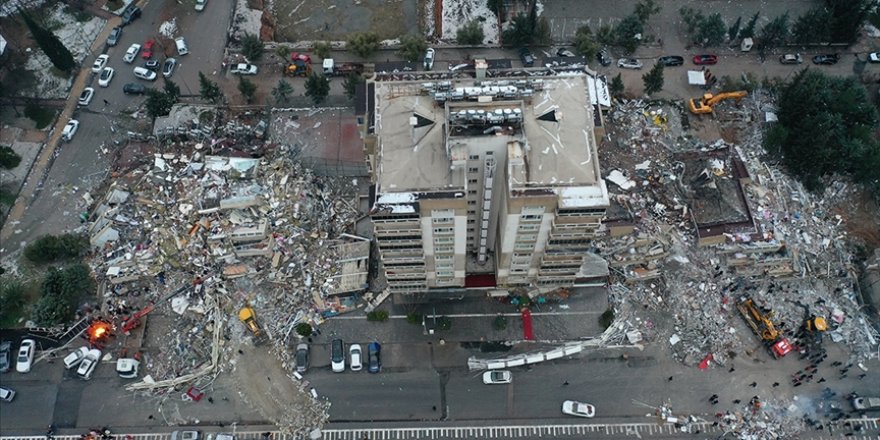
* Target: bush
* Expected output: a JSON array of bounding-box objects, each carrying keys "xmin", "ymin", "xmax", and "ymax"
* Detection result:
[
  {"xmin": 0, "ymin": 280, "xmax": 27, "ymax": 324},
  {"xmin": 457, "ymin": 20, "xmax": 484, "ymax": 45},
  {"xmin": 313, "ymin": 41, "xmax": 332, "ymax": 59},
  {"xmin": 24, "ymin": 103, "xmax": 55, "ymax": 129},
  {"xmin": 347, "ymin": 32, "xmax": 380, "ymax": 58},
  {"xmin": 599, "ymin": 309, "xmax": 615, "ymax": 330},
  {"xmin": 31, "ymin": 263, "xmax": 94, "ymax": 326},
  {"xmin": 295, "ymin": 322, "xmax": 313, "ymax": 337},
  {"xmin": 437, "ymin": 316, "xmax": 452, "ymax": 331},
  {"xmin": 274, "ymin": 44, "xmax": 290, "ymax": 59},
  {"xmin": 405, "ymin": 313, "xmax": 422, "ymax": 325},
  {"xmin": 24, "ymin": 233, "xmax": 88, "ymax": 264},
  {"xmin": 492, "ymin": 315, "xmax": 507, "ymax": 330},
  {"xmin": 367, "ymin": 310, "xmax": 389, "ymax": 322},
  {"xmin": 0, "ymin": 146, "xmax": 22, "ymax": 169},
  {"xmin": 397, "ymin": 35, "xmax": 427, "ymax": 63},
  {"xmin": 241, "ymin": 33, "xmax": 264, "ymax": 61}
]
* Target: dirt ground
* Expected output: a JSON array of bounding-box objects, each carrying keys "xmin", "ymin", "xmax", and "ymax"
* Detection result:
[{"xmin": 272, "ymin": 0, "xmax": 420, "ymax": 42}]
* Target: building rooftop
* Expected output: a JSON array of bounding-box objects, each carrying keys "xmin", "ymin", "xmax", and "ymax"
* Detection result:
[{"xmin": 373, "ymin": 75, "xmax": 601, "ymax": 194}]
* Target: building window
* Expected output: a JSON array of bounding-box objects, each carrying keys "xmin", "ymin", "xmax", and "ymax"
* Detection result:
[
  {"xmin": 435, "ymin": 245, "xmax": 453, "ymax": 253},
  {"xmin": 515, "ymin": 242, "xmax": 534, "ymax": 251},
  {"xmin": 467, "ymin": 219, "xmax": 476, "ymax": 224},
  {"xmin": 517, "ymin": 234, "xmax": 538, "ymax": 242},
  {"xmin": 518, "ymin": 224, "xmax": 540, "ymax": 232},
  {"xmin": 469, "ymin": 155, "xmax": 480, "ymax": 160},
  {"xmin": 468, "ymin": 190, "xmax": 477, "ymax": 195},
  {"xmin": 433, "ymin": 227, "xmax": 454, "ymax": 235},
  {"xmin": 468, "ymin": 167, "xmax": 479, "ymax": 173},
  {"xmin": 434, "ymin": 236, "xmax": 454, "ymax": 245},
  {"xmin": 467, "ymin": 200, "xmax": 476, "ymax": 206},
  {"xmin": 467, "ymin": 227, "xmax": 475, "ymax": 233},
  {"xmin": 437, "ymin": 271, "xmax": 454, "ymax": 278},
  {"xmin": 468, "ymin": 179, "xmax": 478, "ymax": 184}
]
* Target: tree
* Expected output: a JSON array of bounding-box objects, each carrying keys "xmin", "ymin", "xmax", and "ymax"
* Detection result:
[
  {"xmin": 765, "ymin": 69, "xmax": 880, "ymax": 193},
  {"xmin": 366, "ymin": 310, "xmax": 389, "ymax": 322},
  {"xmin": 241, "ymin": 33, "xmax": 264, "ymax": 61},
  {"xmin": 679, "ymin": 7, "xmax": 703, "ymax": 34},
  {"xmin": 272, "ymin": 79, "xmax": 293, "ymax": 105},
  {"xmin": 0, "ymin": 279, "xmax": 27, "ymax": 324},
  {"xmin": 398, "ymin": 35, "xmax": 427, "ymax": 63},
  {"xmin": 792, "ymin": 8, "xmax": 832, "ymax": 44},
  {"xmin": 144, "ymin": 89, "xmax": 175, "ymax": 118},
  {"xmin": 642, "ymin": 62, "xmax": 664, "ymax": 95},
  {"xmin": 0, "ymin": 146, "xmax": 22, "ymax": 169},
  {"xmin": 634, "ymin": 0, "xmax": 660, "ymax": 24},
  {"xmin": 304, "ymin": 73, "xmax": 330, "ymax": 105},
  {"xmin": 758, "ymin": 12, "xmax": 790, "ymax": 49},
  {"xmin": 24, "ymin": 234, "xmax": 88, "ymax": 264},
  {"xmin": 573, "ymin": 25, "xmax": 598, "ymax": 60},
  {"xmin": 343, "ymin": 73, "xmax": 364, "ymax": 100},
  {"xmin": 614, "ymin": 15, "xmax": 644, "ymax": 53},
  {"xmin": 164, "ymin": 80, "xmax": 180, "ymax": 99},
  {"xmin": 502, "ymin": 13, "xmax": 535, "ymax": 47},
  {"xmin": 596, "ymin": 24, "xmax": 615, "ymax": 46},
  {"xmin": 486, "ymin": 0, "xmax": 503, "ymax": 16},
  {"xmin": 826, "ymin": 0, "xmax": 870, "ymax": 44},
  {"xmin": 457, "ymin": 20, "xmax": 485, "ymax": 45},
  {"xmin": 695, "ymin": 13, "xmax": 727, "ymax": 46},
  {"xmin": 313, "ymin": 41, "xmax": 331, "ymax": 59},
  {"xmin": 347, "ymin": 32, "xmax": 380, "ymax": 58},
  {"xmin": 728, "ymin": 16, "xmax": 742, "ymax": 41},
  {"xmin": 18, "ymin": 8, "xmax": 75, "ymax": 73},
  {"xmin": 740, "ymin": 12, "xmax": 759, "ymax": 39},
  {"xmin": 237, "ymin": 76, "xmax": 257, "ymax": 103},
  {"xmin": 610, "ymin": 73, "xmax": 625, "ymax": 97},
  {"xmin": 31, "ymin": 263, "xmax": 95, "ymax": 326},
  {"xmin": 295, "ymin": 322, "xmax": 312, "ymax": 337},
  {"xmin": 198, "ymin": 71, "xmax": 223, "ymax": 104}
]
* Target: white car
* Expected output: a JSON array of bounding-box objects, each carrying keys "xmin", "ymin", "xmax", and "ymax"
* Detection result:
[
  {"xmin": 349, "ymin": 344, "xmax": 363, "ymax": 371},
  {"xmin": 482, "ymin": 370, "xmax": 512, "ymax": 384},
  {"xmin": 63, "ymin": 347, "xmax": 89, "ymax": 369},
  {"xmin": 423, "ymin": 48, "xmax": 435, "ymax": 70},
  {"xmin": 62, "ymin": 119, "xmax": 80, "ymax": 141},
  {"xmin": 869, "ymin": 52, "xmax": 880, "ymax": 63},
  {"xmin": 170, "ymin": 431, "xmax": 200, "ymax": 440},
  {"xmin": 123, "ymin": 43, "xmax": 141, "ymax": 63},
  {"xmin": 133, "ymin": 66, "xmax": 158, "ymax": 81},
  {"xmin": 330, "ymin": 339, "xmax": 344, "ymax": 373},
  {"xmin": 15, "ymin": 340, "xmax": 35, "ymax": 373},
  {"xmin": 617, "ymin": 58, "xmax": 643, "ymax": 69},
  {"xmin": 231, "ymin": 63, "xmax": 258, "ymax": 75},
  {"xmin": 76, "ymin": 349, "xmax": 101, "ymax": 380},
  {"xmin": 98, "ymin": 67, "xmax": 115, "ymax": 87},
  {"xmin": 562, "ymin": 400, "xmax": 595, "ymax": 418},
  {"xmin": 0, "ymin": 387, "xmax": 15, "ymax": 402},
  {"xmin": 91, "ymin": 54, "xmax": 109, "ymax": 73},
  {"xmin": 78, "ymin": 87, "xmax": 95, "ymax": 106},
  {"xmin": 195, "ymin": 0, "xmax": 207, "ymax": 11}
]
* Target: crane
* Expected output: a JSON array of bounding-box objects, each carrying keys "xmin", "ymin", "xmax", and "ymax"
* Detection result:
[
  {"xmin": 736, "ymin": 297, "xmax": 792, "ymax": 359},
  {"xmin": 121, "ymin": 278, "xmax": 203, "ymax": 334},
  {"xmin": 688, "ymin": 91, "xmax": 748, "ymax": 114}
]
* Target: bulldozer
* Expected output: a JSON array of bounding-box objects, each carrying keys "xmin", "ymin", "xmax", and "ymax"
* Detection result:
[
  {"xmin": 687, "ymin": 91, "xmax": 748, "ymax": 114},
  {"xmin": 736, "ymin": 297, "xmax": 792, "ymax": 359},
  {"xmin": 238, "ymin": 306, "xmax": 267, "ymax": 345},
  {"xmin": 285, "ymin": 60, "xmax": 313, "ymax": 77}
]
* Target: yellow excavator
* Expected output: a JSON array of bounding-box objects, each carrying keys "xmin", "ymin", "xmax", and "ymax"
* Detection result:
[
  {"xmin": 688, "ymin": 91, "xmax": 748, "ymax": 114},
  {"xmin": 737, "ymin": 297, "xmax": 792, "ymax": 359},
  {"xmin": 238, "ymin": 306, "xmax": 267, "ymax": 345}
]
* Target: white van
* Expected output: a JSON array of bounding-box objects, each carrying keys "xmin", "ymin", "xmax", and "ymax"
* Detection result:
[
  {"xmin": 133, "ymin": 66, "xmax": 157, "ymax": 81},
  {"xmin": 175, "ymin": 37, "xmax": 189, "ymax": 56}
]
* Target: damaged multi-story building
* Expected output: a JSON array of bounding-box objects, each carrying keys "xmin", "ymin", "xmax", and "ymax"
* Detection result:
[{"xmin": 360, "ymin": 63, "xmax": 611, "ymax": 295}]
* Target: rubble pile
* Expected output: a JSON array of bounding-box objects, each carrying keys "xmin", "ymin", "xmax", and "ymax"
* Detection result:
[{"xmin": 597, "ymin": 96, "xmax": 879, "ymax": 366}]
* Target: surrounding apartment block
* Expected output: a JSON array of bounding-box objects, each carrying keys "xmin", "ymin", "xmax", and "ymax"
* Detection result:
[{"xmin": 362, "ymin": 67, "xmax": 610, "ymax": 294}]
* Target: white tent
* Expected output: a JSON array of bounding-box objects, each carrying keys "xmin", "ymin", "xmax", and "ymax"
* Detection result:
[{"xmin": 687, "ymin": 71, "xmax": 706, "ymax": 86}]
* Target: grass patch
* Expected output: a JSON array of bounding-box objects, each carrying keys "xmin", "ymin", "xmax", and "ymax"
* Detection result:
[{"xmin": 24, "ymin": 104, "xmax": 56, "ymax": 129}]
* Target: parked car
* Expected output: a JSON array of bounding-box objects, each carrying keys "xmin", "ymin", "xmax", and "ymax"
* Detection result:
[
  {"xmin": 133, "ymin": 66, "xmax": 157, "ymax": 81},
  {"xmin": 142, "ymin": 39, "xmax": 155, "ymax": 59},
  {"xmin": 519, "ymin": 48, "xmax": 534, "ymax": 67},
  {"xmin": 617, "ymin": 58, "xmax": 642, "ymax": 69},
  {"xmin": 92, "ymin": 54, "xmax": 109, "ymax": 73},
  {"xmin": 230, "ymin": 63, "xmax": 258, "ymax": 75},
  {"xmin": 423, "ymin": 48, "xmax": 435, "ymax": 70},
  {"xmin": 63, "ymin": 347, "xmax": 89, "ymax": 370},
  {"xmin": 123, "ymin": 83, "xmax": 146, "ymax": 95},
  {"xmin": 0, "ymin": 341, "xmax": 12, "ymax": 373},
  {"xmin": 77, "ymin": 87, "xmax": 94, "ymax": 106},
  {"xmin": 330, "ymin": 339, "xmax": 345, "ymax": 373},
  {"xmin": 171, "ymin": 431, "xmax": 200, "ymax": 440},
  {"xmin": 779, "ymin": 53, "xmax": 803, "ymax": 65},
  {"xmin": 349, "ymin": 344, "xmax": 363, "ymax": 371},
  {"xmin": 15, "ymin": 339, "xmax": 35, "ymax": 373},
  {"xmin": 596, "ymin": 48, "xmax": 612, "ymax": 66},
  {"xmin": 367, "ymin": 342, "xmax": 381, "ymax": 373},
  {"xmin": 123, "ymin": 43, "xmax": 141, "ymax": 63},
  {"xmin": 294, "ymin": 343, "xmax": 309, "ymax": 373},
  {"xmin": 144, "ymin": 60, "xmax": 160, "ymax": 70},
  {"xmin": 163, "ymin": 58, "xmax": 177, "ymax": 78},
  {"xmin": 76, "ymin": 349, "xmax": 101, "ymax": 380},
  {"xmin": 869, "ymin": 52, "xmax": 880, "ymax": 63},
  {"xmin": 121, "ymin": 5, "xmax": 141, "ymax": 26},
  {"xmin": 852, "ymin": 396, "xmax": 880, "ymax": 411},
  {"xmin": 107, "ymin": 27, "xmax": 122, "ymax": 46},
  {"xmin": 175, "ymin": 37, "xmax": 189, "ymax": 56},
  {"xmin": 195, "ymin": 0, "xmax": 207, "ymax": 11},
  {"xmin": 482, "ymin": 370, "xmax": 512, "ymax": 384},
  {"xmin": 556, "ymin": 48, "xmax": 575, "ymax": 57},
  {"xmin": 562, "ymin": 400, "xmax": 595, "ymax": 418},
  {"xmin": 62, "ymin": 119, "xmax": 79, "ymax": 141},
  {"xmin": 812, "ymin": 54, "xmax": 839, "ymax": 65},
  {"xmin": 657, "ymin": 55, "xmax": 684, "ymax": 67},
  {"xmin": 99, "ymin": 67, "xmax": 115, "ymax": 87},
  {"xmin": 0, "ymin": 387, "xmax": 14, "ymax": 402},
  {"xmin": 692, "ymin": 54, "xmax": 718, "ymax": 65}
]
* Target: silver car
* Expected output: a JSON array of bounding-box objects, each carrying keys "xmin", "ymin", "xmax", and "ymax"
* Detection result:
[{"xmin": 617, "ymin": 58, "xmax": 643, "ymax": 69}]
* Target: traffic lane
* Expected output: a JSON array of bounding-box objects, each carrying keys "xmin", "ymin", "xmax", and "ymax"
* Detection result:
[
  {"xmin": 0, "ymin": 361, "xmax": 63, "ymax": 434},
  {"xmin": 15, "ymin": 111, "xmax": 114, "ymax": 239},
  {"xmin": 167, "ymin": 0, "xmax": 236, "ymax": 95},
  {"xmin": 312, "ymin": 368, "xmax": 443, "ymax": 421}
]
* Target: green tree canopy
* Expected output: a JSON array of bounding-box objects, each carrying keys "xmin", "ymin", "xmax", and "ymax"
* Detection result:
[
  {"xmin": 272, "ymin": 79, "xmax": 293, "ymax": 105},
  {"xmin": 144, "ymin": 88, "xmax": 176, "ymax": 118},
  {"xmin": 765, "ymin": 69, "xmax": 880, "ymax": 194},
  {"xmin": 241, "ymin": 33, "xmax": 264, "ymax": 61},
  {"xmin": 573, "ymin": 25, "xmax": 598, "ymax": 60},
  {"xmin": 634, "ymin": 0, "xmax": 660, "ymax": 24},
  {"xmin": 19, "ymin": 8, "xmax": 75, "ymax": 73},
  {"xmin": 680, "ymin": 8, "xmax": 726, "ymax": 46},
  {"xmin": 237, "ymin": 76, "xmax": 257, "ymax": 103},
  {"xmin": 826, "ymin": 0, "xmax": 870, "ymax": 44},
  {"xmin": 614, "ymin": 15, "xmax": 644, "ymax": 53},
  {"xmin": 0, "ymin": 146, "xmax": 22, "ymax": 169},
  {"xmin": 32, "ymin": 263, "xmax": 95, "ymax": 326},
  {"xmin": 304, "ymin": 73, "xmax": 330, "ymax": 105},
  {"xmin": 642, "ymin": 62, "xmax": 664, "ymax": 95},
  {"xmin": 610, "ymin": 73, "xmax": 625, "ymax": 97},
  {"xmin": 457, "ymin": 20, "xmax": 485, "ymax": 45},
  {"xmin": 343, "ymin": 73, "xmax": 364, "ymax": 100},
  {"xmin": 347, "ymin": 32, "xmax": 380, "ymax": 58},
  {"xmin": 198, "ymin": 71, "xmax": 223, "ymax": 104},
  {"xmin": 728, "ymin": 16, "xmax": 742, "ymax": 41},
  {"xmin": 313, "ymin": 41, "xmax": 331, "ymax": 59},
  {"xmin": 24, "ymin": 233, "xmax": 88, "ymax": 264},
  {"xmin": 502, "ymin": 13, "xmax": 535, "ymax": 47},
  {"xmin": 758, "ymin": 12, "xmax": 790, "ymax": 49},
  {"xmin": 397, "ymin": 35, "xmax": 428, "ymax": 63},
  {"xmin": 792, "ymin": 8, "xmax": 832, "ymax": 44}
]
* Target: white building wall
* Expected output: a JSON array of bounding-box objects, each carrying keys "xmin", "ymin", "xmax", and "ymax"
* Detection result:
[{"xmin": 421, "ymin": 215, "xmax": 435, "ymax": 282}]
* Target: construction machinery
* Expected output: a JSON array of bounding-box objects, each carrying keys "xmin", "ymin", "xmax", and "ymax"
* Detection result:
[
  {"xmin": 321, "ymin": 58, "xmax": 365, "ymax": 76},
  {"xmin": 687, "ymin": 91, "xmax": 748, "ymax": 114},
  {"xmin": 737, "ymin": 297, "xmax": 793, "ymax": 359},
  {"xmin": 285, "ymin": 60, "xmax": 312, "ymax": 77},
  {"xmin": 796, "ymin": 302, "xmax": 827, "ymax": 350},
  {"xmin": 121, "ymin": 279, "xmax": 201, "ymax": 334},
  {"xmin": 238, "ymin": 306, "xmax": 267, "ymax": 345}
]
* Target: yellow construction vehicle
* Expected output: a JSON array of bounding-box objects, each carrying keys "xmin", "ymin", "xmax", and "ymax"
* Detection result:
[
  {"xmin": 687, "ymin": 91, "xmax": 748, "ymax": 114},
  {"xmin": 285, "ymin": 60, "xmax": 313, "ymax": 77},
  {"xmin": 238, "ymin": 306, "xmax": 267, "ymax": 345},
  {"xmin": 736, "ymin": 298, "xmax": 792, "ymax": 359}
]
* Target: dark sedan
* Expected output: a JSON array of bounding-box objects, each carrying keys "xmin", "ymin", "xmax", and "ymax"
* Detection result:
[
  {"xmin": 692, "ymin": 54, "xmax": 718, "ymax": 65},
  {"xmin": 658, "ymin": 56, "xmax": 684, "ymax": 67},
  {"xmin": 367, "ymin": 342, "xmax": 381, "ymax": 373},
  {"xmin": 812, "ymin": 54, "xmax": 839, "ymax": 65}
]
